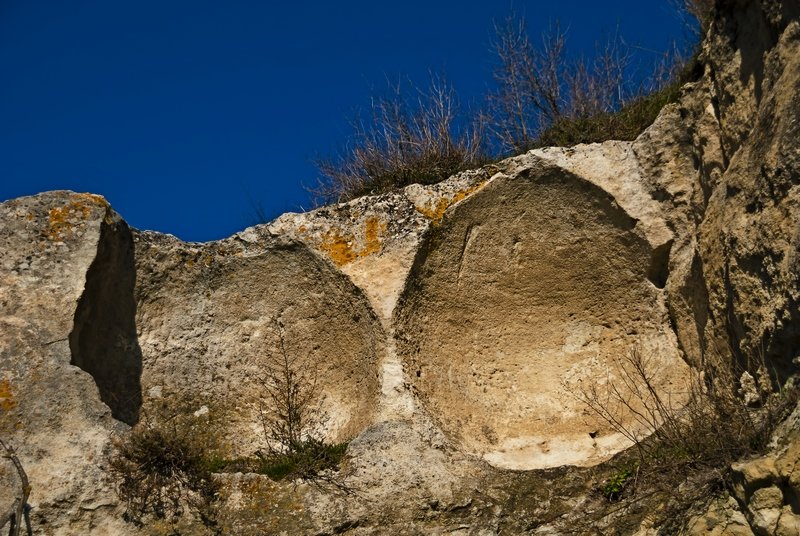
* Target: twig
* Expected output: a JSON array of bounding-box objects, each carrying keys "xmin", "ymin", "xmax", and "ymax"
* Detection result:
[{"xmin": 0, "ymin": 439, "xmax": 32, "ymax": 536}]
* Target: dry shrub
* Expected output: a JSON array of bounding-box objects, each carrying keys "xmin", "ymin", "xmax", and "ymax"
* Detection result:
[
  {"xmin": 256, "ymin": 319, "xmax": 324, "ymax": 453},
  {"xmin": 312, "ymin": 4, "xmax": 708, "ymax": 202},
  {"xmin": 313, "ymin": 75, "xmax": 486, "ymax": 203},
  {"xmin": 487, "ymin": 16, "xmax": 699, "ymax": 153},
  {"xmin": 304, "ymin": 1, "xmax": 715, "ymax": 211},
  {"xmin": 580, "ymin": 344, "xmax": 796, "ymax": 523},
  {"xmin": 109, "ymin": 410, "xmax": 222, "ymax": 528},
  {"xmin": 486, "ymin": 19, "xmax": 569, "ymax": 152},
  {"xmin": 673, "ymin": 0, "xmax": 715, "ymax": 37}
]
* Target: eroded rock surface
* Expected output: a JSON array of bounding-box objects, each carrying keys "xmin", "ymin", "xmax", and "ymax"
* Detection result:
[
  {"xmin": 0, "ymin": 192, "xmax": 133, "ymax": 535},
  {"xmin": 395, "ymin": 156, "xmax": 687, "ymax": 469},
  {"xmin": 133, "ymin": 230, "xmax": 384, "ymax": 451}
]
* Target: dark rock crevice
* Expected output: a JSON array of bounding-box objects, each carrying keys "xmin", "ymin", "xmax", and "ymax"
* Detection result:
[
  {"xmin": 69, "ymin": 210, "xmax": 143, "ymax": 425},
  {"xmin": 647, "ymin": 239, "xmax": 673, "ymax": 289}
]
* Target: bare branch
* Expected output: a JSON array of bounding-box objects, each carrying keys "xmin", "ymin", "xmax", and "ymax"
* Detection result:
[{"xmin": 0, "ymin": 439, "xmax": 31, "ymax": 536}]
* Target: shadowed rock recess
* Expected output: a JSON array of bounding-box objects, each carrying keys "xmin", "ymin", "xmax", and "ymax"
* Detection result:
[
  {"xmin": 1, "ymin": 1, "xmax": 800, "ymax": 533},
  {"xmin": 69, "ymin": 210, "xmax": 142, "ymax": 425}
]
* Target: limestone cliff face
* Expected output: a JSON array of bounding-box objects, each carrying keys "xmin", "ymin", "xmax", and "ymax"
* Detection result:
[
  {"xmin": 0, "ymin": 193, "xmax": 133, "ymax": 534},
  {"xmin": 1, "ymin": 1, "xmax": 800, "ymax": 534}
]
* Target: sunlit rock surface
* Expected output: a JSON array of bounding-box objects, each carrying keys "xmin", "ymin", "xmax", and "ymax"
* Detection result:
[{"xmin": 2, "ymin": 1, "xmax": 800, "ymax": 533}]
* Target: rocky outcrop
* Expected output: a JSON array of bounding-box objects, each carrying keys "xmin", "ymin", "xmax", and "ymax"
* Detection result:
[
  {"xmin": 2, "ymin": 1, "xmax": 800, "ymax": 534},
  {"xmin": 685, "ymin": 404, "xmax": 800, "ymax": 536},
  {"xmin": 0, "ymin": 192, "xmax": 132, "ymax": 534},
  {"xmin": 697, "ymin": 0, "xmax": 800, "ymax": 381}
]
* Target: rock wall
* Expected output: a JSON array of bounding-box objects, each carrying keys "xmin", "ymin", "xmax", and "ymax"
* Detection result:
[
  {"xmin": 0, "ymin": 192, "xmax": 131, "ymax": 534},
  {"xmin": 394, "ymin": 157, "xmax": 686, "ymax": 469},
  {"xmin": 1, "ymin": 1, "xmax": 800, "ymax": 534},
  {"xmin": 69, "ymin": 207, "xmax": 142, "ymax": 425},
  {"xmin": 698, "ymin": 0, "xmax": 800, "ymax": 380}
]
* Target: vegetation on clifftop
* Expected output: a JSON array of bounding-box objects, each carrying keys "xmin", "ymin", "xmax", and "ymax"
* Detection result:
[{"xmin": 312, "ymin": 1, "xmax": 711, "ymax": 204}]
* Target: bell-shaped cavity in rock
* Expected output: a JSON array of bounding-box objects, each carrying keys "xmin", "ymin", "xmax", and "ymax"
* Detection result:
[{"xmin": 395, "ymin": 167, "xmax": 690, "ymax": 469}]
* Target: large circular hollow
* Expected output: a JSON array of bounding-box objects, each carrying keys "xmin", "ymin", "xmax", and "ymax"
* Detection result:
[
  {"xmin": 395, "ymin": 169, "xmax": 688, "ymax": 469},
  {"xmin": 135, "ymin": 238, "xmax": 383, "ymax": 454}
]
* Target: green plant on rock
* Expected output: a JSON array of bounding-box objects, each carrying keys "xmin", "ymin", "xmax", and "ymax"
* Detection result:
[
  {"xmin": 580, "ymin": 343, "xmax": 797, "ymax": 527},
  {"xmin": 602, "ymin": 465, "xmax": 636, "ymax": 502},
  {"xmin": 255, "ymin": 439, "xmax": 348, "ymax": 482}
]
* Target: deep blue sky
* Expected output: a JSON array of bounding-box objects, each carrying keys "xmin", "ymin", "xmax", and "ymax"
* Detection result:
[{"xmin": 1, "ymin": 1, "xmax": 689, "ymax": 242}]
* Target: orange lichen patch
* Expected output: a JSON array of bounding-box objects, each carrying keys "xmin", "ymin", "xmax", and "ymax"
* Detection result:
[
  {"xmin": 416, "ymin": 197, "xmax": 451, "ymax": 222},
  {"xmin": 297, "ymin": 225, "xmax": 307, "ymax": 234},
  {"xmin": 362, "ymin": 216, "xmax": 386, "ymax": 257},
  {"xmin": 320, "ymin": 229, "xmax": 358, "ymax": 266},
  {"xmin": 25, "ymin": 213, "xmax": 33, "ymax": 221},
  {"xmin": 0, "ymin": 379, "xmax": 17, "ymax": 411},
  {"xmin": 319, "ymin": 216, "xmax": 387, "ymax": 266},
  {"xmin": 46, "ymin": 194, "xmax": 106, "ymax": 240},
  {"xmin": 79, "ymin": 193, "xmax": 109, "ymax": 208},
  {"xmin": 48, "ymin": 206, "xmax": 86, "ymax": 240},
  {"xmin": 415, "ymin": 181, "xmax": 488, "ymax": 223}
]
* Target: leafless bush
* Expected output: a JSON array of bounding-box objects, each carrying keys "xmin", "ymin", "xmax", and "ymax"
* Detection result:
[
  {"xmin": 254, "ymin": 319, "xmax": 349, "ymax": 486},
  {"xmin": 486, "ymin": 18, "xmax": 567, "ymax": 151},
  {"xmin": 0, "ymin": 439, "xmax": 31, "ymax": 536},
  {"xmin": 256, "ymin": 319, "xmax": 325, "ymax": 453},
  {"xmin": 579, "ymin": 343, "xmax": 796, "ymax": 519},
  {"xmin": 486, "ymin": 9, "xmax": 708, "ymax": 154},
  {"xmin": 563, "ymin": 33, "xmax": 630, "ymax": 120},
  {"xmin": 313, "ymin": 7, "xmax": 706, "ymax": 201},
  {"xmin": 673, "ymin": 0, "xmax": 715, "ymax": 37},
  {"xmin": 488, "ymin": 19, "xmax": 625, "ymax": 152},
  {"xmin": 313, "ymin": 75, "xmax": 486, "ymax": 203}
]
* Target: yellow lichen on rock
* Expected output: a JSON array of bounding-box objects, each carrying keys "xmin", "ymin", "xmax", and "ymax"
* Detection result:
[
  {"xmin": 0, "ymin": 379, "xmax": 17, "ymax": 411},
  {"xmin": 362, "ymin": 216, "xmax": 386, "ymax": 257},
  {"xmin": 319, "ymin": 215, "xmax": 387, "ymax": 266},
  {"xmin": 416, "ymin": 197, "xmax": 451, "ymax": 222},
  {"xmin": 320, "ymin": 229, "xmax": 358, "ymax": 265},
  {"xmin": 46, "ymin": 194, "xmax": 108, "ymax": 240},
  {"xmin": 415, "ymin": 181, "xmax": 487, "ymax": 223}
]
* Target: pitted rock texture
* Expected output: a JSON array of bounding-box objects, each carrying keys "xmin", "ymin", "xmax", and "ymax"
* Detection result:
[
  {"xmin": 697, "ymin": 7, "xmax": 800, "ymax": 381},
  {"xmin": 394, "ymin": 158, "xmax": 688, "ymax": 469},
  {"xmin": 134, "ymin": 231, "xmax": 384, "ymax": 451},
  {"xmin": 0, "ymin": 192, "xmax": 132, "ymax": 535}
]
